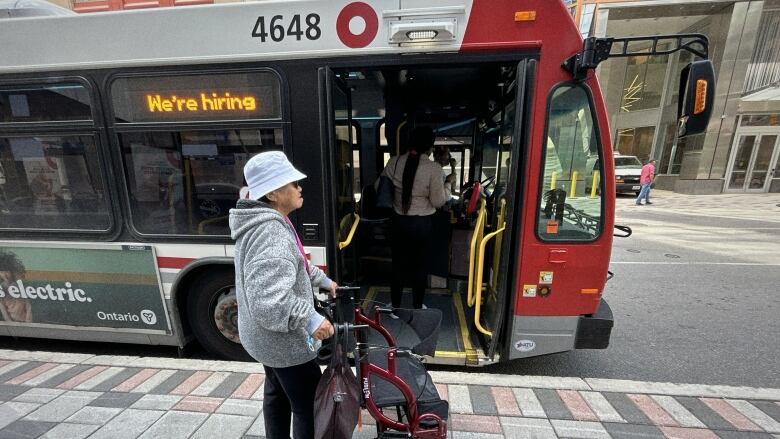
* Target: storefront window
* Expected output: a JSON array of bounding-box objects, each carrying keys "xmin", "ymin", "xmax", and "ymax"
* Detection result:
[
  {"xmin": 740, "ymin": 114, "xmax": 780, "ymax": 127},
  {"xmin": 615, "ymin": 126, "xmax": 655, "ymax": 161},
  {"xmin": 620, "ymin": 53, "xmax": 669, "ymax": 113}
]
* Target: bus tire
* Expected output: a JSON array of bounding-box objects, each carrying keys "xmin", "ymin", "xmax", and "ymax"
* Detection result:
[{"xmin": 187, "ymin": 270, "xmax": 253, "ymax": 361}]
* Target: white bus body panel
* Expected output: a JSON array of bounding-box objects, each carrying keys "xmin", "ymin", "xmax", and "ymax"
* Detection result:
[{"xmin": 0, "ymin": 0, "xmax": 474, "ymax": 74}]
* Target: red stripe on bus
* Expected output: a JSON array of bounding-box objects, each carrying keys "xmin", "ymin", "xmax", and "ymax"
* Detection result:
[{"xmin": 157, "ymin": 257, "xmax": 196, "ymax": 269}]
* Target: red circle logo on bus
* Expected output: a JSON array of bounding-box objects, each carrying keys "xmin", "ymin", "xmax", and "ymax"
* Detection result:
[{"xmin": 336, "ymin": 2, "xmax": 379, "ymax": 49}]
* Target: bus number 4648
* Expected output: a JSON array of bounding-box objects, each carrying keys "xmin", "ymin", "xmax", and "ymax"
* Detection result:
[{"xmin": 251, "ymin": 14, "xmax": 321, "ymax": 42}]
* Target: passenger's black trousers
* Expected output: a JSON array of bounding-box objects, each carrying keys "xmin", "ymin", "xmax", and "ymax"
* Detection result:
[
  {"xmin": 391, "ymin": 213, "xmax": 435, "ymax": 309},
  {"xmin": 263, "ymin": 359, "xmax": 322, "ymax": 439}
]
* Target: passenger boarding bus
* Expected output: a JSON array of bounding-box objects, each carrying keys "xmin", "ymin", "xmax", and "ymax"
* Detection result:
[{"xmin": 0, "ymin": 0, "xmax": 714, "ymax": 364}]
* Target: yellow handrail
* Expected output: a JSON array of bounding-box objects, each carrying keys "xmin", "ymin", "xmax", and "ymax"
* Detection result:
[
  {"xmin": 467, "ymin": 199, "xmax": 487, "ymax": 307},
  {"xmin": 474, "ymin": 223, "xmax": 505, "ymax": 337},
  {"xmin": 338, "ymin": 213, "xmax": 360, "ymax": 250},
  {"xmin": 491, "ymin": 199, "xmax": 507, "ymax": 288}
]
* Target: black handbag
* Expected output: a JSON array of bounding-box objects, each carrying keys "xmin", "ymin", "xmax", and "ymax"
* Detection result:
[{"xmin": 375, "ymin": 159, "xmax": 398, "ymax": 209}]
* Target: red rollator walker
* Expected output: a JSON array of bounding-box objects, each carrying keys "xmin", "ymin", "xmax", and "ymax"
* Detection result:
[{"xmin": 314, "ymin": 286, "xmax": 449, "ymax": 439}]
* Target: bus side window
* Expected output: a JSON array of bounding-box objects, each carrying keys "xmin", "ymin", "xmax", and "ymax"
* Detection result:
[
  {"xmin": 119, "ymin": 129, "xmax": 282, "ymax": 236},
  {"xmin": 0, "ymin": 135, "xmax": 112, "ymax": 232},
  {"xmin": 537, "ymin": 85, "xmax": 603, "ymax": 241}
]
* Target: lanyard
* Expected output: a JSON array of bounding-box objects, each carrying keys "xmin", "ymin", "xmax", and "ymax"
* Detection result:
[{"xmin": 284, "ymin": 217, "xmax": 310, "ymax": 274}]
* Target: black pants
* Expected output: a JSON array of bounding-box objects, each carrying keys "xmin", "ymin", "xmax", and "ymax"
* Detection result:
[
  {"xmin": 263, "ymin": 359, "xmax": 322, "ymax": 439},
  {"xmin": 391, "ymin": 213, "xmax": 434, "ymax": 309}
]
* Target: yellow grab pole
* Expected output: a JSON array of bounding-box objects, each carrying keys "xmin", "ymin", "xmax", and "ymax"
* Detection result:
[
  {"xmin": 474, "ymin": 225, "xmax": 505, "ymax": 337},
  {"xmin": 589, "ymin": 171, "xmax": 600, "ymax": 198},
  {"xmin": 569, "ymin": 170, "xmax": 579, "ymax": 198},
  {"xmin": 467, "ymin": 200, "xmax": 487, "ymax": 308},
  {"xmin": 550, "ymin": 171, "xmax": 557, "ymax": 190},
  {"xmin": 338, "ymin": 213, "xmax": 360, "ymax": 250}
]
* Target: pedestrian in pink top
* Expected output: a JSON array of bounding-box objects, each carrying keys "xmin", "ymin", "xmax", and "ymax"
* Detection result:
[{"xmin": 635, "ymin": 159, "xmax": 656, "ymax": 205}]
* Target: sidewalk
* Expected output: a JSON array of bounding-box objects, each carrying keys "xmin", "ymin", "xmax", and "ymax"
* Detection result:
[
  {"xmin": 616, "ymin": 190, "xmax": 780, "ymax": 220},
  {"xmin": 0, "ymin": 350, "xmax": 778, "ymax": 438}
]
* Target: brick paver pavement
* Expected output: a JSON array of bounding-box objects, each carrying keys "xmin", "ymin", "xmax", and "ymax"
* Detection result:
[{"xmin": 0, "ymin": 350, "xmax": 778, "ymax": 438}]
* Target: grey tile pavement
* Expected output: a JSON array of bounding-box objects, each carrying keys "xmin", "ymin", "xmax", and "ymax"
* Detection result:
[
  {"xmin": 39, "ymin": 422, "xmax": 100, "ymax": 439},
  {"xmin": 87, "ymin": 408, "xmax": 165, "ymax": 439},
  {"xmin": 136, "ymin": 410, "xmax": 209, "ymax": 439},
  {"xmin": 0, "ymin": 419, "xmax": 57, "ymax": 439},
  {"xmin": 88, "ymin": 391, "xmax": 144, "ymax": 408},
  {"xmin": 190, "ymin": 413, "xmax": 255, "ymax": 439}
]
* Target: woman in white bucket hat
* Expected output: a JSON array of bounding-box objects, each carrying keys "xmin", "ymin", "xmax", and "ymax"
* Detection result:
[{"xmin": 229, "ymin": 150, "xmax": 337, "ymax": 439}]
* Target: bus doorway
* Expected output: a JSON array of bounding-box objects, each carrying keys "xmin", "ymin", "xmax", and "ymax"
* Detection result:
[{"xmin": 321, "ymin": 60, "xmax": 530, "ymax": 365}]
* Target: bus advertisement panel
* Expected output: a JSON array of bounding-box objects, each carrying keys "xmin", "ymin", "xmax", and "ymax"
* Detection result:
[{"xmin": 0, "ymin": 244, "xmax": 170, "ymax": 333}]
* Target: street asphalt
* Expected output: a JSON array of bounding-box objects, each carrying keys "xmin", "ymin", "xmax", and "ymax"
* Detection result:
[{"xmin": 481, "ymin": 191, "xmax": 780, "ymax": 389}]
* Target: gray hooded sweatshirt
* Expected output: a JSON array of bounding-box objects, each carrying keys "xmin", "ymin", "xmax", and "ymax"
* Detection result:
[{"xmin": 229, "ymin": 200, "xmax": 332, "ymax": 368}]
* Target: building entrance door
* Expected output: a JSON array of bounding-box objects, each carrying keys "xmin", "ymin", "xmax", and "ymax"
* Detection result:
[{"xmin": 725, "ymin": 133, "xmax": 780, "ymax": 192}]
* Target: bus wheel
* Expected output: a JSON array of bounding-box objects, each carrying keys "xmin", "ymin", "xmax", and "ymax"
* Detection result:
[{"xmin": 187, "ymin": 270, "xmax": 253, "ymax": 361}]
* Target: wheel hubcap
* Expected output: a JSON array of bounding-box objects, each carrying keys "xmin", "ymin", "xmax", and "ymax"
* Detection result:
[{"xmin": 213, "ymin": 287, "xmax": 240, "ymax": 344}]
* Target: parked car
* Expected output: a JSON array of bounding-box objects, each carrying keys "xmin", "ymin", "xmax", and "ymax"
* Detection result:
[
  {"xmin": 613, "ymin": 155, "xmax": 644, "ymax": 195},
  {"xmin": 586, "ymin": 154, "xmax": 644, "ymax": 196}
]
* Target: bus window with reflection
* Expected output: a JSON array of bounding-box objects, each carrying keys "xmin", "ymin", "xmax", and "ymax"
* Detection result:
[
  {"xmin": 0, "ymin": 135, "xmax": 111, "ymax": 231},
  {"xmin": 0, "ymin": 83, "xmax": 92, "ymax": 123},
  {"xmin": 538, "ymin": 85, "xmax": 603, "ymax": 241},
  {"xmin": 119, "ymin": 128, "xmax": 283, "ymax": 236}
]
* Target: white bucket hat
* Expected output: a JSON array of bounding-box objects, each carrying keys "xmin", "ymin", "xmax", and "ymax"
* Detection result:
[{"xmin": 244, "ymin": 151, "xmax": 307, "ymax": 200}]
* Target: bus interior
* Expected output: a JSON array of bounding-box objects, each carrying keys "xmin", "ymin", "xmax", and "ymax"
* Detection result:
[{"xmin": 327, "ymin": 61, "xmax": 525, "ymax": 365}]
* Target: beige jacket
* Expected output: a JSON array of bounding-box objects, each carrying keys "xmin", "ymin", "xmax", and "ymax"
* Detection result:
[{"xmin": 381, "ymin": 153, "xmax": 451, "ymax": 216}]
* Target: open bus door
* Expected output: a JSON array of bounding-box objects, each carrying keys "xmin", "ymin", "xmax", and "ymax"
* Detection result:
[
  {"xmin": 319, "ymin": 67, "xmax": 359, "ymax": 284},
  {"xmin": 484, "ymin": 59, "xmax": 534, "ymax": 359},
  {"xmin": 464, "ymin": 59, "xmax": 534, "ymax": 361}
]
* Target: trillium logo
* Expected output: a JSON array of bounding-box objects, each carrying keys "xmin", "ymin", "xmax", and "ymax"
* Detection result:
[
  {"xmin": 514, "ymin": 340, "xmax": 536, "ymax": 352},
  {"xmin": 140, "ymin": 310, "xmax": 157, "ymax": 325}
]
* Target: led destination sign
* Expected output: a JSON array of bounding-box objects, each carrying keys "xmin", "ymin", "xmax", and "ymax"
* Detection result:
[
  {"xmin": 145, "ymin": 92, "xmax": 258, "ymax": 113},
  {"xmin": 111, "ymin": 72, "xmax": 281, "ymax": 123}
]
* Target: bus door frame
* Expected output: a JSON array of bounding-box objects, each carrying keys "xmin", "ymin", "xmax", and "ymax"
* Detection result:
[
  {"xmin": 486, "ymin": 59, "xmax": 535, "ymax": 360},
  {"xmin": 318, "ymin": 66, "xmax": 357, "ymax": 284}
]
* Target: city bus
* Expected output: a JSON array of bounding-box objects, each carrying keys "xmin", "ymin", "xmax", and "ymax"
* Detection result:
[{"xmin": 0, "ymin": 0, "xmax": 714, "ymax": 365}]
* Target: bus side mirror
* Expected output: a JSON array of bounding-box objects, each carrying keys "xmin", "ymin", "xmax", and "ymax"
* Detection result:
[{"xmin": 677, "ymin": 60, "xmax": 715, "ymax": 137}]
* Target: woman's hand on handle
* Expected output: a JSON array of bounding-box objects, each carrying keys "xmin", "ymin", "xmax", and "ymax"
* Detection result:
[
  {"xmin": 313, "ymin": 319, "xmax": 334, "ymax": 340},
  {"xmin": 328, "ymin": 281, "xmax": 339, "ymax": 298}
]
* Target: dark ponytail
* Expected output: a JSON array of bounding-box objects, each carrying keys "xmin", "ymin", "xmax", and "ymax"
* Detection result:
[{"xmin": 401, "ymin": 127, "xmax": 435, "ymax": 214}]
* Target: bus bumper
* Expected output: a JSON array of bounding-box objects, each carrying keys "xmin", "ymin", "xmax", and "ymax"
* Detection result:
[{"xmin": 575, "ymin": 298, "xmax": 614, "ymax": 349}]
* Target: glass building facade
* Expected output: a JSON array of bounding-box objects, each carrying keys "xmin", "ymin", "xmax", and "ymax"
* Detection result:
[{"xmin": 582, "ymin": 0, "xmax": 780, "ymax": 193}]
